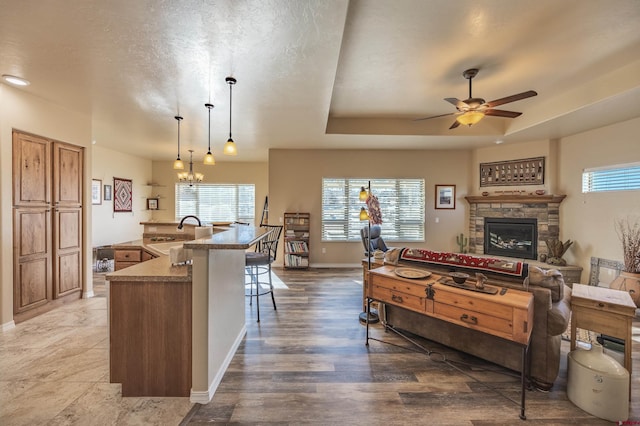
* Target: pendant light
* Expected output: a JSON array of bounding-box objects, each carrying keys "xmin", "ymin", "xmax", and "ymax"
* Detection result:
[
  {"xmin": 203, "ymin": 103, "xmax": 216, "ymax": 165},
  {"xmin": 173, "ymin": 115, "xmax": 185, "ymax": 170},
  {"xmin": 223, "ymin": 76, "xmax": 238, "ymax": 156}
]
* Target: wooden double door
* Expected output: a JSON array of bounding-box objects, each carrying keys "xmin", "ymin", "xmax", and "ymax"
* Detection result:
[{"xmin": 13, "ymin": 131, "xmax": 84, "ymax": 318}]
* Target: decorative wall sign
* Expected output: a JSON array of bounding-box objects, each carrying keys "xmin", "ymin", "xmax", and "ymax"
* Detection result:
[
  {"xmin": 480, "ymin": 156, "xmax": 545, "ymax": 187},
  {"xmin": 113, "ymin": 177, "xmax": 133, "ymax": 212},
  {"xmin": 147, "ymin": 198, "xmax": 158, "ymax": 210}
]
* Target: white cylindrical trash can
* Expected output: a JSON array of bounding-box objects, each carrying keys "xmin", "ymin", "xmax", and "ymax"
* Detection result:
[{"xmin": 567, "ymin": 342, "xmax": 629, "ymax": 422}]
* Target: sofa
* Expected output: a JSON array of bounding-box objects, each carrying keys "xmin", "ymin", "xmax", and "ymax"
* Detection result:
[{"xmin": 378, "ymin": 247, "xmax": 571, "ymax": 391}]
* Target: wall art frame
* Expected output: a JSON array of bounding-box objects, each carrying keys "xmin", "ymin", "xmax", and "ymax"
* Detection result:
[
  {"xmin": 480, "ymin": 156, "xmax": 545, "ymax": 187},
  {"xmin": 103, "ymin": 184, "xmax": 112, "ymax": 201},
  {"xmin": 147, "ymin": 198, "xmax": 159, "ymax": 210},
  {"xmin": 113, "ymin": 177, "xmax": 133, "ymax": 212},
  {"xmin": 435, "ymin": 184, "xmax": 456, "ymax": 209},
  {"xmin": 91, "ymin": 179, "xmax": 102, "ymax": 205}
]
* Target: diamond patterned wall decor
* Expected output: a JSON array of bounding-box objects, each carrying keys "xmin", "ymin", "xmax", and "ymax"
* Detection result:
[{"xmin": 113, "ymin": 177, "xmax": 132, "ymax": 212}]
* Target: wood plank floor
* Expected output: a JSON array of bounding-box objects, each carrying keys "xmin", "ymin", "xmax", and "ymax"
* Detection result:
[{"xmin": 184, "ymin": 268, "xmax": 640, "ymax": 425}]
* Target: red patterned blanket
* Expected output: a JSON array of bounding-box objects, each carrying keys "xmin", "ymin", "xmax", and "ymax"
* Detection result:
[{"xmin": 399, "ymin": 248, "xmax": 528, "ymax": 279}]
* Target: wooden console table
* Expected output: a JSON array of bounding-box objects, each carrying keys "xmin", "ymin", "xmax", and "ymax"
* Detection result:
[
  {"xmin": 570, "ymin": 283, "xmax": 636, "ymax": 396},
  {"xmin": 366, "ymin": 265, "xmax": 534, "ymax": 420}
]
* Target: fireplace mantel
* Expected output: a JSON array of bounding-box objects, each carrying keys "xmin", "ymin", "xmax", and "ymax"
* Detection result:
[{"xmin": 465, "ymin": 195, "xmax": 566, "ymax": 204}]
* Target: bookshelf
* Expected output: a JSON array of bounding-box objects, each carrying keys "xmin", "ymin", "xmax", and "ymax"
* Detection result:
[{"xmin": 284, "ymin": 212, "xmax": 310, "ymax": 269}]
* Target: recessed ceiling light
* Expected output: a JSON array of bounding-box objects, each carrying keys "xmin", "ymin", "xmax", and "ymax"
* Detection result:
[
  {"xmin": 495, "ymin": 140, "xmax": 504, "ymax": 144},
  {"xmin": 2, "ymin": 74, "xmax": 30, "ymax": 86}
]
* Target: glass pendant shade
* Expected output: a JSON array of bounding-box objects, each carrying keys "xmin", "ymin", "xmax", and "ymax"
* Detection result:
[
  {"xmin": 359, "ymin": 186, "xmax": 368, "ymax": 201},
  {"xmin": 173, "ymin": 158, "xmax": 185, "ymax": 170},
  {"xmin": 203, "ymin": 152, "xmax": 215, "ymax": 165},
  {"xmin": 223, "ymin": 138, "xmax": 237, "ymax": 156},
  {"xmin": 360, "ymin": 207, "xmax": 370, "ymax": 221},
  {"xmin": 204, "ymin": 103, "xmax": 216, "ymax": 165},
  {"xmin": 456, "ymin": 110, "xmax": 485, "ymax": 126}
]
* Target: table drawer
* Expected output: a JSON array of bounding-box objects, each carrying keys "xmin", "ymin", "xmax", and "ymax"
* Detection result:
[
  {"xmin": 114, "ymin": 249, "xmax": 141, "ymax": 262},
  {"xmin": 370, "ymin": 274, "xmax": 427, "ymax": 298},
  {"xmin": 435, "ymin": 290, "xmax": 512, "ymax": 320},
  {"xmin": 572, "ymin": 297, "xmax": 636, "ymax": 316},
  {"xmin": 371, "ymin": 285, "xmax": 425, "ymax": 313},
  {"xmin": 434, "ymin": 302, "xmax": 513, "ymax": 337}
]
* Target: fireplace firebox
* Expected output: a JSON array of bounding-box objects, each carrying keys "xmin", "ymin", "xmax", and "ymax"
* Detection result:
[{"xmin": 484, "ymin": 218, "xmax": 538, "ymax": 260}]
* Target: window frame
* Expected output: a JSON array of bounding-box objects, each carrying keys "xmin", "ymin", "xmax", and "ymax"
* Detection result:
[
  {"xmin": 174, "ymin": 183, "xmax": 256, "ymax": 224},
  {"xmin": 321, "ymin": 178, "xmax": 425, "ymax": 242},
  {"xmin": 582, "ymin": 162, "xmax": 640, "ymax": 193}
]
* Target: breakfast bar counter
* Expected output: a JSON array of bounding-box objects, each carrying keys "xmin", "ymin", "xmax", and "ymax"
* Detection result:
[{"xmin": 106, "ymin": 225, "xmax": 270, "ymax": 401}]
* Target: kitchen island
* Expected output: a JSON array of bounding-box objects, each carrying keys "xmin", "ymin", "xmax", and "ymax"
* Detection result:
[{"xmin": 107, "ymin": 225, "xmax": 270, "ymax": 402}]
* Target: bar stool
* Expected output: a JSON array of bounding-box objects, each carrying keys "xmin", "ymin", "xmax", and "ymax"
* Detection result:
[{"xmin": 245, "ymin": 225, "xmax": 283, "ymax": 322}]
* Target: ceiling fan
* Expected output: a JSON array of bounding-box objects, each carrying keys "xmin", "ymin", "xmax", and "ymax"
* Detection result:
[{"xmin": 415, "ymin": 68, "xmax": 537, "ymax": 129}]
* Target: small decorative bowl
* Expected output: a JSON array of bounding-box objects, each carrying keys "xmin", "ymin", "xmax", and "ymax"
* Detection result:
[
  {"xmin": 535, "ymin": 189, "xmax": 546, "ymax": 195},
  {"xmin": 449, "ymin": 272, "xmax": 470, "ymax": 284},
  {"xmin": 481, "ymin": 191, "xmax": 489, "ymax": 196}
]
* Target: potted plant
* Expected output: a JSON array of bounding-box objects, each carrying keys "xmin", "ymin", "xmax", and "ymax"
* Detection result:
[{"xmin": 611, "ymin": 216, "xmax": 640, "ymax": 307}]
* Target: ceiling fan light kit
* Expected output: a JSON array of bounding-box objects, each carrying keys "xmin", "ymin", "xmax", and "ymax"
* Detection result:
[{"xmin": 416, "ymin": 68, "xmax": 537, "ymax": 129}]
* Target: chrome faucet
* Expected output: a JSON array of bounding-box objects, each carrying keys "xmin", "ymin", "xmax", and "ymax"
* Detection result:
[{"xmin": 177, "ymin": 215, "xmax": 201, "ymax": 229}]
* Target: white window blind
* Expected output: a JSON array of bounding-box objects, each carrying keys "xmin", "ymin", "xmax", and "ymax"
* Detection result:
[
  {"xmin": 321, "ymin": 178, "xmax": 425, "ymax": 242},
  {"xmin": 582, "ymin": 162, "xmax": 640, "ymax": 193},
  {"xmin": 175, "ymin": 183, "xmax": 255, "ymax": 223}
]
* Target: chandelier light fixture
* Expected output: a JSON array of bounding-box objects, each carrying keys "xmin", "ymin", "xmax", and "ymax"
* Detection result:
[
  {"xmin": 223, "ymin": 76, "xmax": 238, "ymax": 156},
  {"xmin": 203, "ymin": 103, "xmax": 216, "ymax": 165},
  {"xmin": 173, "ymin": 115, "xmax": 185, "ymax": 170},
  {"xmin": 178, "ymin": 149, "xmax": 204, "ymax": 186}
]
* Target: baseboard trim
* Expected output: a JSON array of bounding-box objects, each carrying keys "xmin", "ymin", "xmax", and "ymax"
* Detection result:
[
  {"xmin": 309, "ymin": 262, "xmax": 361, "ymax": 268},
  {"xmin": 1, "ymin": 320, "xmax": 16, "ymax": 332},
  {"xmin": 190, "ymin": 324, "xmax": 247, "ymax": 404},
  {"xmin": 83, "ymin": 290, "xmax": 95, "ymax": 298}
]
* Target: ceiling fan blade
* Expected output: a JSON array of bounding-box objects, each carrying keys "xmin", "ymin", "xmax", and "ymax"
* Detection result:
[
  {"xmin": 445, "ymin": 97, "xmax": 469, "ymax": 110},
  {"xmin": 485, "ymin": 90, "xmax": 537, "ymax": 108},
  {"xmin": 485, "ymin": 109, "xmax": 522, "ymax": 118},
  {"xmin": 449, "ymin": 120, "xmax": 461, "ymax": 129},
  {"xmin": 413, "ymin": 112, "xmax": 455, "ymax": 122}
]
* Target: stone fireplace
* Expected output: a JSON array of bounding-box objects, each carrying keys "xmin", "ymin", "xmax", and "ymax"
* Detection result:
[{"xmin": 465, "ymin": 194, "xmax": 566, "ymax": 260}]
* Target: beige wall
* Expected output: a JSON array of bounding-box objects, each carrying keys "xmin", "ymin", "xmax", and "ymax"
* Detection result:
[
  {"xmin": 149, "ymin": 160, "xmax": 269, "ymax": 224},
  {"xmin": 558, "ymin": 117, "xmax": 640, "ymax": 275},
  {"xmin": 269, "ymin": 149, "xmax": 472, "ymax": 266},
  {"xmin": 92, "ymin": 145, "xmax": 153, "ymax": 247},
  {"xmin": 0, "ymin": 84, "xmax": 93, "ymax": 328}
]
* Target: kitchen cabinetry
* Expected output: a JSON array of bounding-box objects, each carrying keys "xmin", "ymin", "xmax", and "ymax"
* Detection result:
[
  {"xmin": 114, "ymin": 246, "xmax": 158, "ymax": 271},
  {"xmin": 12, "ymin": 131, "xmax": 84, "ymax": 319},
  {"xmin": 283, "ymin": 212, "xmax": 310, "ymax": 269}
]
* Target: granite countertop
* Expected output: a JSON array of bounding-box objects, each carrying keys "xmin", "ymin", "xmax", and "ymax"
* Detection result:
[{"xmin": 107, "ymin": 226, "xmax": 268, "ymax": 282}]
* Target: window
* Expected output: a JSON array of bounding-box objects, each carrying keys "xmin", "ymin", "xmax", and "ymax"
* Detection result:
[
  {"xmin": 175, "ymin": 183, "xmax": 255, "ymax": 223},
  {"xmin": 321, "ymin": 178, "xmax": 425, "ymax": 242},
  {"xmin": 582, "ymin": 162, "xmax": 640, "ymax": 193}
]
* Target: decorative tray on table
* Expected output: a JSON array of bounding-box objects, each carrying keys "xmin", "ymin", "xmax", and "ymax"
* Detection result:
[{"xmin": 394, "ymin": 268, "xmax": 431, "ymax": 279}]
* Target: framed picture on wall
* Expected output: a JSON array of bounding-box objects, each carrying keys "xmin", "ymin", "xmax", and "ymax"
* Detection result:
[
  {"xmin": 103, "ymin": 184, "xmax": 112, "ymax": 201},
  {"xmin": 92, "ymin": 179, "xmax": 102, "ymax": 205},
  {"xmin": 113, "ymin": 177, "xmax": 133, "ymax": 212},
  {"xmin": 435, "ymin": 184, "xmax": 456, "ymax": 209},
  {"xmin": 147, "ymin": 198, "xmax": 159, "ymax": 210}
]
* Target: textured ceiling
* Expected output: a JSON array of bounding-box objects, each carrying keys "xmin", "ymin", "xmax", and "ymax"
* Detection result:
[{"xmin": 1, "ymin": 0, "xmax": 639, "ymax": 162}]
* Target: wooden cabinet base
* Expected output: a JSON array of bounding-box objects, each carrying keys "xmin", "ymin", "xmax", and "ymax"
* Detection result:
[{"xmin": 109, "ymin": 280, "xmax": 192, "ymax": 397}]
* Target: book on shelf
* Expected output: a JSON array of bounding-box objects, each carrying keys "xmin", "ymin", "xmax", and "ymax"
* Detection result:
[
  {"xmin": 286, "ymin": 254, "xmax": 309, "ymax": 267},
  {"xmin": 286, "ymin": 240, "xmax": 308, "ymax": 253}
]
